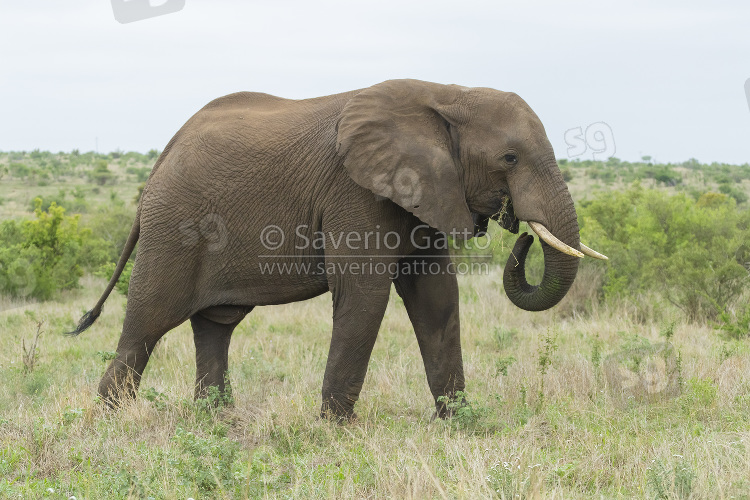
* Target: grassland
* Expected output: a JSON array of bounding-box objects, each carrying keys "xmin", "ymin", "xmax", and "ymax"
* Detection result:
[{"xmin": 1, "ymin": 151, "xmax": 749, "ymax": 498}]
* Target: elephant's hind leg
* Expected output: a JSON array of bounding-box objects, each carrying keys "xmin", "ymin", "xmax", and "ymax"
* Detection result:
[
  {"xmin": 393, "ymin": 252, "xmax": 465, "ymax": 418},
  {"xmin": 191, "ymin": 305, "xmax": 253, "ymax": 401},
  {"xmin": 98, "ymin": 304, "xmax": 187, "ymax": 407}
]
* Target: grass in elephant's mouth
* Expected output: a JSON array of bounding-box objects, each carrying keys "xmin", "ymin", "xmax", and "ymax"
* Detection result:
[{"xmin": 1, "ymin": 272, "xmax": 749, "ymax": 499}]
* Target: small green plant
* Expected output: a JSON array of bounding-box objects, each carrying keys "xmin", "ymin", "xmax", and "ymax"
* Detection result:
[
  {"xmin": 96, "ymin": 350, "xmax": 117, "ymax": 362},
  {"xmin": 514, "ymin": 381, "xmax": 532, "ymax": 425},
  {"xmin": 61, "ymin": 407, "xmax": 84, "ymax": 425},
  {"xmin": 537, "ymin": 330, "xmax": 558, "ymax": 377},
  {"xmin": 171, "ymin": 426, "xmax": 242, "ymax": 494},
  {"xmin": 718, "ymin": 341, "xmax": 744, "ymax": 363},
  {"xmin": 590, "ymin": 333, "xmax": 603, "ymax": 390},
  {"xmin": 495, "ymin": 356, "xmax": 515, "ymax": 376},
  {"xmin": 193, "ymin": 384, "xmax": 234, "ymax": 415},
  {"xmin": 647, "ymin": 458, "xmax": 694, "ymax": 500},
  {"xmin": 487, "ymin": 457, "xmax": 526, "ymax": 499},
  {"xmin": 660, "ymin": 321, "xmax": 676, "ymax": 341},
  {"xmin": 536, "ymin": 329, "xmax": 559, "ymax": 410},
  {"xmin": 647, "ymin": 459, "xmax": 671, "ymax": 500},
  {"xmin": 436, "ymin": 391, "xmax": 486, "ymax": 430},
  {"xmin": 686, "ymin": 377, "xmax": 717, "ymax": 407},
  {"xmin": 22, "ymin": 321, "xmax": 44, "ymax": 374},
  {"xmin": 658, "ymin": 323, "xmax": 683, "ymax": 392},
  {"xmin": 674, "ymin": 459, "xmax": 695, "ymax": 499},
  {"xmin": 715, "ymin": 304, "xmax": 750, "ymax": 340},
  {"xmin": 142, "ymin": 387, "xmax": 168, "ymax": 410}
]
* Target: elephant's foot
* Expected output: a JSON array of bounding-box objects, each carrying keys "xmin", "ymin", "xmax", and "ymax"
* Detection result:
[
  {"xmin": 433, "ymin": 392, "xmax": 469, "ymax": 420},
  {"xmin": 194, "ymin": 381, "xmax": 234, "ymax": 407},
  {"xmin": 320, "ymin": 394, "xmax": 358, "ymax": 423},
  {"xmin": 97, "ymin": 367, "xmax": 140, "ymax": 409}
]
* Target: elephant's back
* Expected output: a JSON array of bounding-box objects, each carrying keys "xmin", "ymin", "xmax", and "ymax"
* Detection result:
[
  {"xmin": 166, "ymin": 88, "xmax": 358, "ymax": 164},
  {"xmin": 195, "ymin": 88, "xmax": 361, "ymax": 126},
  {"xmin": 136, "ymin": 88, "xmax": 359, "ymax": 257},
  {"xmin": 199, "ymin": 91, "xmax": 293, "ymax": 114}
]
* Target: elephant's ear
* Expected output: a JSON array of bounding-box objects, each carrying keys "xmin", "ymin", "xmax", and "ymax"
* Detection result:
[{"xmin": 336, "ymin": 79, "xmax": 474, "ymax": 238}]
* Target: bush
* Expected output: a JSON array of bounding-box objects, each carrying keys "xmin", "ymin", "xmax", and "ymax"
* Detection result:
[
  {"xmin": 715, "ymin": 303, "xmax": 750, "ymax": 339},
  {"xmin": 95, "ymin": 260, "xmax": 134, "ymax": 296},
  {"xmin": 0, "ymin": 198, "xmax": 109, "ymax": 300},
  {"xmin": 718, "ymin": 183, "xmax": 749, "ymax": 205},
  {"xmin": 560, "ymin": 166, "xmax": 573, "ymax": 182},
  {"xmin": 644, "ymin": 166, "xmax": 682, "ymax": 186},
  {"xmin": 89, "ymin": 159, "xmax": 115, "ymax": 186},
  {"xmin": 29, "ymin": 189, "xmax": 89, "ymax": 214},
  {"xmin": 9, "ymin": 162, "xmax": 29, "ymax": 179},
  {"xmin": 579, "ymin": 186, "xmax": 750, "ymax": 321},
  {"xmin": 83, "ymin": 204, "xmax": 136, "ymax": 263},
  {"xmin": 126, "ymin": 166, "xmax": 151, "ymax": 182}
]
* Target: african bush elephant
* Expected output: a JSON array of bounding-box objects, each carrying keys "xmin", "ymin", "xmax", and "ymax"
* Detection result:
[{"xmin": 68, "ymin": 79, "xmax": 606, "ymax": 420}]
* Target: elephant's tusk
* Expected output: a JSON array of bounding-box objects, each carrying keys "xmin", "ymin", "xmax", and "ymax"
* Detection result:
[
  {"xmin": 580, "ymin": 243, "xmax": 609, "ymax": 261},
  {"xmin": 527, "ymin": 221, "xmax": 584, "ymax": 258}
]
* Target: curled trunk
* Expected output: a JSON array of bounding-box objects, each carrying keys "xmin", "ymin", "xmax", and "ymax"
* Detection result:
[
  {"xmin": 503, "ymin": 163, "xmax": 581, "ymax": 311},
  {"xmin": 503, "ymin": 232, "xmax": 580, "ymax": 311}
]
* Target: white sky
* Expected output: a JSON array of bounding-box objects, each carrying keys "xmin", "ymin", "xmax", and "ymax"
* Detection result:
[{"xmin": 1, "ymin": 0, "xmax": 749, "ymax": 164}]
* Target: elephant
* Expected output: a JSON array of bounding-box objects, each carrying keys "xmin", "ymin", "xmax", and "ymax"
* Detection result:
[{"xmin": 67, "ymin": 79, "xmax": 606, "ymax": 420}]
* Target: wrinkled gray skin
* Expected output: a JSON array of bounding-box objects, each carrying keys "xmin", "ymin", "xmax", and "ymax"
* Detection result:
[{"xmin": 68, "ymin": 79, "xmax": 580, "ymax": 420}]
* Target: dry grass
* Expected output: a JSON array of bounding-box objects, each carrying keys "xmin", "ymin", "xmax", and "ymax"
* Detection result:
[{"xmin": 1, "ymin": 269, "xmax": 749, "ymax": 499}]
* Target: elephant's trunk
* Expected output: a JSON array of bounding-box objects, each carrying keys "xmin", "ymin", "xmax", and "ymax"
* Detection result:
[{"xmin": 502, "ymin": 162, "xmax": 581, "ymax": 311}]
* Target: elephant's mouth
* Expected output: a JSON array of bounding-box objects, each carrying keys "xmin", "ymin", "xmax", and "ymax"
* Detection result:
[
  {"xmin": 472, "ymin": 195, "xmax": 519, "ymax": 237},
  {"xmin": 471, "ymin": 213, "xmax": 490, "ymax": 237}
]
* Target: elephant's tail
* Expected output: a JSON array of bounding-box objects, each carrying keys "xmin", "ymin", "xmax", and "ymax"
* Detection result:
[{"xmin": 66, "ymin": 214, "xmax": 140, "ymax": 336}]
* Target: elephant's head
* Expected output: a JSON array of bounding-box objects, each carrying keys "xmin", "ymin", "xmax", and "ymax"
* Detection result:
[{"xmin": 336, "ymin": 79, "xmax": 606, "ymax": 312}]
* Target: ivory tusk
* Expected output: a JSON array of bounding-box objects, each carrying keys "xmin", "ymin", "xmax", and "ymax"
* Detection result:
[
  {"xmin": 580, "ymin": 243, "xmax": 609, "ymax": 261},
  {"xmin": 527, "ymin": 221, "xmax": 584, "ymax": 258}
]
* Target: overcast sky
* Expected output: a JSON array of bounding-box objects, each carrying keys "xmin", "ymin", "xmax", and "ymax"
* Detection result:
[{"xmin": 1, "ymin": 1, "xmax": 748, "ymax": 164}]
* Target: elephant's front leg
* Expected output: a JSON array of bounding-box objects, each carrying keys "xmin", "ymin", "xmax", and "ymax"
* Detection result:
[
  {"xmin": 393, "ymin": 252, "xmax": 465, "ymax": 419},
  {"xmin": 321, "ymin": 267, "xmax": 392, "ymax": 420}
]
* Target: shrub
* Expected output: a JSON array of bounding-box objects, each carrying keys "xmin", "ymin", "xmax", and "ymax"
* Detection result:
[
  {"xmin": 561, "ymin": 166, "xmax": 573, "ymax": 182},
  {"xmin": 89, "ymin": 159, "xmax": 115, "ymax": 186},
  {"xmin": 644, "ymin": 166, "xmax": 682, "ymax": 186},
  {"xmin": 83, "ymin": 204, "xmax": 136, "ymax": 262},
  {"xmin": 125, "ymin": 166, "xmax": 151, "ymax": 182},
  {"xmin": 95, "ymin": 260, "xmax": 133, "ymax": 296},
  {"xmin": 715, "ymin": 303, "xmax": 750, "ymax": 339},
  {"xmin": 718, "ymin": 183, "xmax": 749, "ymax": 205},
  {"xmin": 9, "ymin": 162, "xmax": 29, "ymax": 179},
  {"xmin": 579, "ymin": 186, "xmax": 750, "ymax": 321},
  {"xmin": 0, "ymin": 198, "xmax": 108, "ymax": 300}
]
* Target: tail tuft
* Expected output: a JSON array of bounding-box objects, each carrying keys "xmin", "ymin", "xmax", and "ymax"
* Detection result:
[{"xmin": 65, "ymin": 308, "xmax": 102, "ymax": 336}]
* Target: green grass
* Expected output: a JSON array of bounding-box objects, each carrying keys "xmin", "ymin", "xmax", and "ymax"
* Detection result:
[
  {"xmin": 1, "ymin": 151, "xmax": 750, "ymax": 498},
  {"xmin": 1, "ymin": 272, "xmax": 750, "ymax": 498}
]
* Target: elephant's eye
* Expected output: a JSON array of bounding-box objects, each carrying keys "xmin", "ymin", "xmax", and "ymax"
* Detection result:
[{"xmin": 504, "ymin": 154, "xmax": 518, "ymax": 165}]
